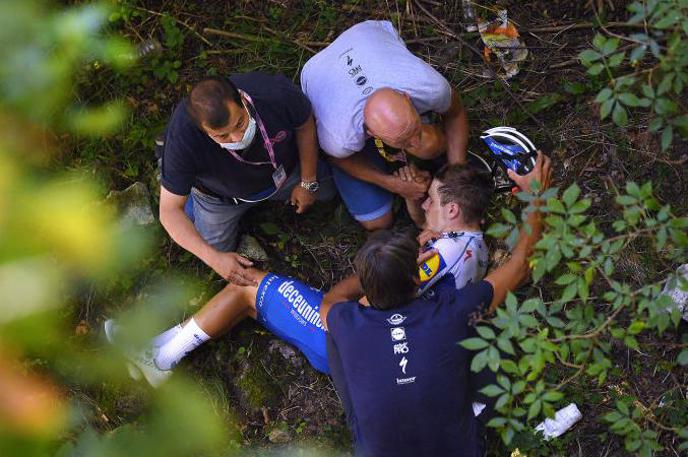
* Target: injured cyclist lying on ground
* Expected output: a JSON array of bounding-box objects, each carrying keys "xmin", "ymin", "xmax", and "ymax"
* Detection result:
[{"xmin": 105, "ymin": 162, "xmax": 493, "ymax": 383}]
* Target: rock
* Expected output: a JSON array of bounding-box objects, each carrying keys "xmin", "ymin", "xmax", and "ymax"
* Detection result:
[
  {"xmin": 268, "ymin": 339, "xmax": 302, "ymax": 368},
  {"xmin": 237, "ymin": 235, "xmax": 268, "ymax": 262},
  {"xmin": 268, "ymin": 427, "xmax": 291, "ymax": 444},
  {"xmin": 105, "ymin": 182, "xmax": 155, "ymax": 228}
]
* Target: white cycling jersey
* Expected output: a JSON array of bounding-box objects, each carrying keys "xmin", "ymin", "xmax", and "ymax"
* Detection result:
[{"xmin": 417, "ymin": 231, "xmax": 488, "ymax": 295}]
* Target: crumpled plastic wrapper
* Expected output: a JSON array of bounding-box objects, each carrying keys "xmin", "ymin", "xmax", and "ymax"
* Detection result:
[
  {"xmin": 662, "ymin": 264, "xmax": 688, "ymax": 321},
  {"xmin": 478, "ymin": 10, "xmax": 528, "ymax": 78},
  {"xmin": 534, "ymin": 403, "xmax": 582, "ymax": 440}
]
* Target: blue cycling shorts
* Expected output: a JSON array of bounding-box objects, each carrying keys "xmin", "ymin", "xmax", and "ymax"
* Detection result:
[{"xmin": 255, "ymin": 273, "xmax": 329, "ymax": 374}]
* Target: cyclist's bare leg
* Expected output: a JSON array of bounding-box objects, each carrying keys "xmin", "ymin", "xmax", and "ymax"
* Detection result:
[{"xmin": 192, "ymin": 269, "xmax": 268, "ymax": 337}]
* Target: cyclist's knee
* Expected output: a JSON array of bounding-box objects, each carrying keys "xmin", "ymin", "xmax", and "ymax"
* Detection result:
[{"xmin": 360, "ymin": 211, "xmax": 394, "ymax": 231}]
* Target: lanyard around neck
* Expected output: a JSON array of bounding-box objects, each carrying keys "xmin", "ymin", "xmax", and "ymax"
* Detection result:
[{"xmin": 223, "ymin": 90, "xmax": 278, "ymax": 169}]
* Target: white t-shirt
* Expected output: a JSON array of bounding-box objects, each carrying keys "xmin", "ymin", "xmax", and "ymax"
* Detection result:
[
  {"xmin": 300, "ymin": 20, "xmax": 452, "ymax": 158},
  {"xmin": 418, "ymin": 232, "xmax": 488, "ymax": 295}
]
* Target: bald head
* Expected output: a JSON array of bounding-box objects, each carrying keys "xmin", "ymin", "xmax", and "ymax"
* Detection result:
[{"xmin": 363, "ymin": 88, "xmax": 421, "ymax": 148}]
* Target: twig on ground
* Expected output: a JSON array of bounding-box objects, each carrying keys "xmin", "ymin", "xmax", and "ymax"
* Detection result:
[
  {"xmin": 413, "ymin": 0, "xmax": 483, "ymax": 59},
  {"xmin": 203, "ymin": 27, "xmax": 325, "ymax": 54},
  {"xmin": 132, "ymin": 6, "xmax": 213, "ymax": 47},
  {"xmin": 526, "ymin": 21, "xmax": 647, "ymax": 33}
]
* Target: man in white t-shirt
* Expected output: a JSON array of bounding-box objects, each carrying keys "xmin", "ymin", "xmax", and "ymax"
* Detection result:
[{"xmin": 300, "ymin": 20, "xmax": 469, "ymax": 230}]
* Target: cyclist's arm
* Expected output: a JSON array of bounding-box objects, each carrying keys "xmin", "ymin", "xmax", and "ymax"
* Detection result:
[
  {"xmin": 320, "ymin": 274, "xmax": 364, "ymax": 331},
  {"xmin": 484, "ymin": 152, "xmax": 551, "ymax": 313},
  {"xmin": 330, "ymin": 152, "xmax": 400, "ymax": 194}
]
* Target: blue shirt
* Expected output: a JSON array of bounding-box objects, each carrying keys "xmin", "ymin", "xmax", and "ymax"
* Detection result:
[{"xmin": 326, "ymin": 277, "xmax": 494, "ymax": 457}]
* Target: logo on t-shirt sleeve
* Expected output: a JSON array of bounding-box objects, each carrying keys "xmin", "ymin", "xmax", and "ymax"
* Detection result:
[{"xmin": 418, "ymin": 253, "xmax": 447, "ymax": 285}]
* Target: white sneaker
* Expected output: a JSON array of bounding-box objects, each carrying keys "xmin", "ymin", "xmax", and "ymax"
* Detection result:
[
  {"xmin": 104, "ymin": 319, "xmax": 142, "ymax": 380},
  {"xmin": 103, "ymin": 319, "xmax": 172, "ymax": 387},
  {"xmin": 124, "ymin": 346, "xmax": 172, "ymax": 388}
]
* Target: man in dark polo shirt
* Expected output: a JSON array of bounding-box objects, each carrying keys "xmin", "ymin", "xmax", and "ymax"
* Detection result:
[
  {"xmin": 160, "ymin": 73, "xmax": 335, "ymax": 285},
  {"xmin": 319, "ymin": 153, "xmax": 552, "ymax": 456}
]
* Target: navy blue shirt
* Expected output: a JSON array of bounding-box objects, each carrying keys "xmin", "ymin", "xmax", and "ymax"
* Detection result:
[
  {"xmin": 161, "ymin": 72, "xmax": 312, "ymax": 199},
  {"xmin": 327, "ymin": 277, "xmax": 493, "ymax": 457}
]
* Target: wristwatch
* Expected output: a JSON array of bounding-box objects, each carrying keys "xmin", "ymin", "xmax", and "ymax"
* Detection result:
[{"xmin": 300, "ymin": 180, "xmax": 320, "ymax": 193}]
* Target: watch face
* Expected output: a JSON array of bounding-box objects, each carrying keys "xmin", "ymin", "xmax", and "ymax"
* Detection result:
[{"xmin": 302, "ymin": 181, "xmax": 319, "ymax": 192}]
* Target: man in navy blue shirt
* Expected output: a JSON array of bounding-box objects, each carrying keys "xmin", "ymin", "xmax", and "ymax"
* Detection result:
[
  {"xmin": 319, "ymin": 153, "xmax": 552, "ymax": 456},
  {"xmin": 160, "ymin": 73, "xmax": 335, "ymax": 285}
]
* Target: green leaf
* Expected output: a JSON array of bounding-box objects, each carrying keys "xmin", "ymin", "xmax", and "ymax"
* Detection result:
[
  {"xmin": 470, "ymin": 349, "xmax": 489, "ymax": 372},
  {"xmin": 626, "ymin": 181, "xmax": 640, "ymax": 196},
  {"xmin": 527, "ymin": 94, "xmax": 563, "ymax": 114},
  {"xmin": 562, "ymin": 183, "xmax": 581, "ymax": 208},
  {"xmin": 655, "ymin": 98, "xmax": 678, "ymax": 115},
  {"xmin": 461, "ymin": 338, "xmax": 490, "ymax": 350},
  {"xmin": 259, "ymin": 222, "xmax": 280, "ymax": 235},
  {"xmin": 657, "ymin": 74, "xmax": 674, "ymax": 95},
  {"xmin": 595, "ymin": 88, "xmax": 613, "ymax": 103},
  {"xmin": 501, "ymin": 359, "xmax": 519, "ymax": 374},
  {"xmin": 649, "ymin": 117, "xmax": 664, "ymax": 132},
  {"xmin": 600, "ymin": 99, "xmax": 614, "ymax": 119},
  {"xmin": 629, "ymin": 45, "xmax": 647, "ymax": 62},
  {"xmin": 587, "ymin": 63, "xmax": 605, "ymax": 76},
  {"xmin": 616, "ymin": 195, "xmax": 637, "ymax": 205},
  {"xmin": 561, "ymin": 282, "xmax": 578, "ymax": 302},
  {"xmin": 496, "ymin": 337, "xmax": 516, "ymax": 356},
  {"xmin": 547, "ymin": 198, "xmax": 566, "ymax": 214},
  {"xmin": 521, "ymin": 298, "xmax": 540, "ymax": 313},
  {"xmin": 655, "ymin": 14, "xmax": 679, "ymax": 29},
  {"xmin": 661, "ymin": 125, "xmax": 673, "ymax": 151},
  {"xmin": 563, "ymin": 81, "xmax": 586, "ymax": 95},
  {"xmin": 592, "ymin": 33, "xmax": 606, "ymax": 50},
  {"xmin": 476, "ymin": 326, "xmax": 496, "ymax": 340},
  {"xmin": 602, "ymin": 38, "xmax": 619, "ymax": 55},
  {"xmin": 617, "ymin": 400, "xmax": 629, "ymax": 415},
  {"xmin": 519, "ymin": 314, "xmax": 539, "ymax": 328},
  {"xmin": 641, "ymin": 84, "xmax": 655, "ymax": 98},
  {"xmin": 618, "ymin": 92, "xmax": 641, "ymax": 107},
  {"xmin": 501, "ymin": 426, "xmax": 515, "ymax": 445},
  {"xmin": 487, "ymin": 417, "xmax": 508, "ymax": 428},
  {"xmin": 578, "ymin": 278, "xmax": 589, "ymax": 302},
  {"xmin": 624, "ymin": 335, "xmax": 639, "ymax": 350},
  {"xmin": 501, "ymin": 208, "xmax": 517, "ymax": 224},
  {"xmin": 542, "ymin": 391, "xmax": 564, "ymax": 402},
  {"xmin": 628, "ymin": 320, "xmax": 645, "ymax": 335},
  {"xmin": 608, "ymin": 51, "xmax": 625, "ymax": 67},
  {"xmin": 479, "ymin": 384, "xmax": 505, "ymax": 397},
  {"xmin": 677, "ymin": 349, "xmax": 688, "ymax": 366},
  {"xmin": 612, "ymin": 104, "xmax": 628, "ymax": 126},
  {"xmin": 603, "ymin": 411, "xmax": 622, "ymax": 422},
  {"xmin": 579, "ymin": 49, "xmax": 602, "ymax": 64},
  {"xmin": 570, "ymin": 199, "xmax": 591, "ymax": 214},
  {"xmin": 527, "ymin": 399, "xmax": 542, "ymax": 420},
  {"xmin": 555, "ymin": 274, "xmax": 578, "ymax": 285},
  {"xmin": 487, "ymin": 345, "xmax": 501, "ymax": 372}
]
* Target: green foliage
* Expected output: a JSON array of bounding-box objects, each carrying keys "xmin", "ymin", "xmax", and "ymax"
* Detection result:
[
  {"xmin": 472, "ymin": 182, "xmax": 688, "ymax": 453},
  {"xmin": 0, "ymin": 1, "xmax": 234, "ymax": 457},
  {"xmin": 578, "ymin": 0, "xmax": 688, "ymax": 150}
]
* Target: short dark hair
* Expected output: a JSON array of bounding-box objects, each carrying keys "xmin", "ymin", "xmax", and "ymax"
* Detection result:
[
  {"xmin": 434, "ymin": 164, "xmax": 493, "ymax": 225},
  {"xmin": 354, "ymin": 230, "xmax": 419, "ymax": 310},
  {"xmin": 187, "ymin": 76, "xmax": 242, "ymax": 129}
]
